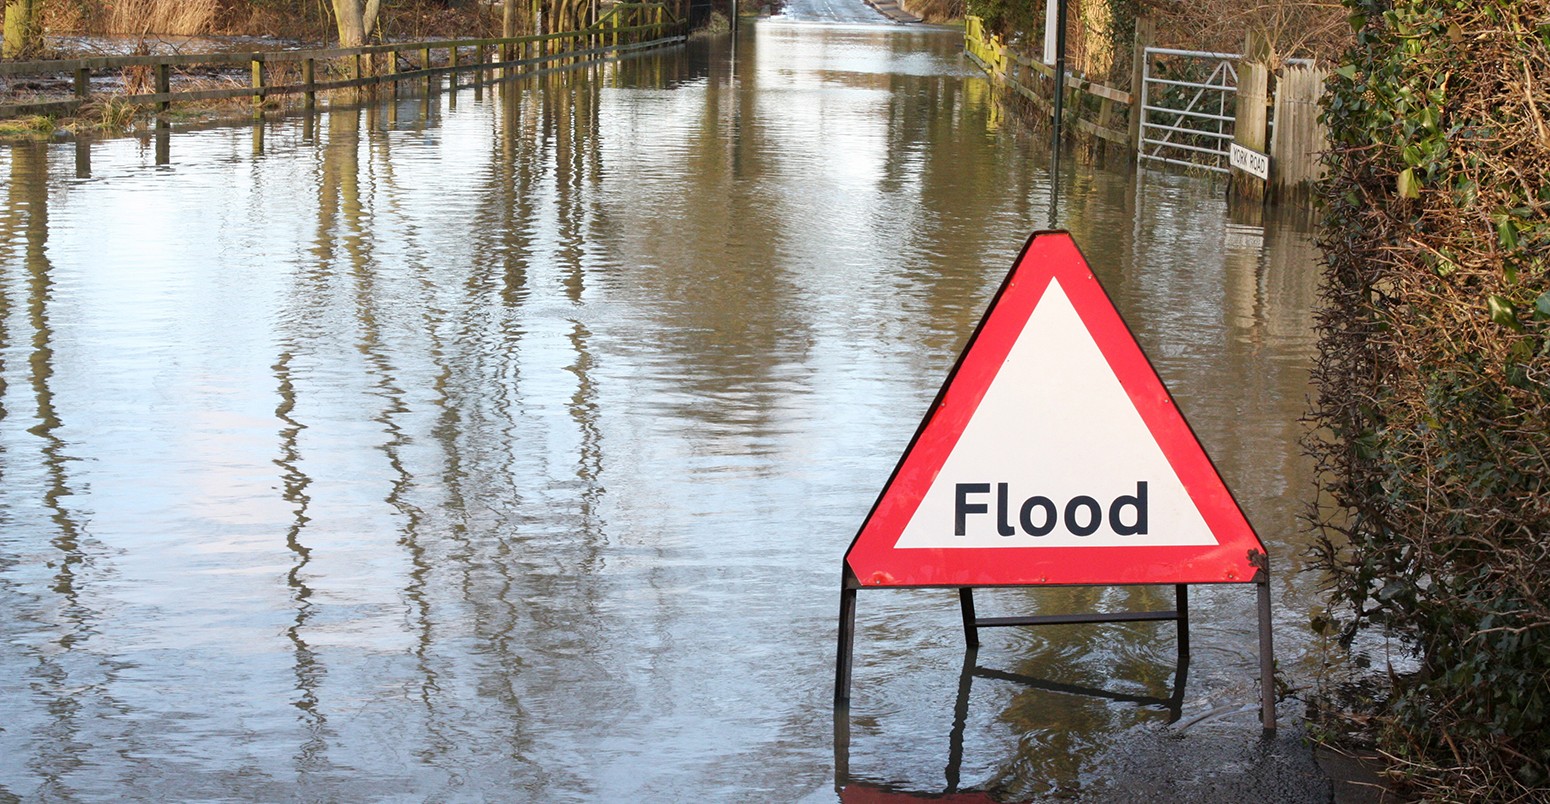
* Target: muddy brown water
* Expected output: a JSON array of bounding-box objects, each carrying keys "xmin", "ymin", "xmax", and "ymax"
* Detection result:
[{"xmin": 1, "ymin": 19, "xmax": 1333, "ymax": 802}]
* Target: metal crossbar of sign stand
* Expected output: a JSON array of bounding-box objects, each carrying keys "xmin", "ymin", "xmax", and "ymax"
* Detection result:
[
  {"xmin": 1137, "ymin": 47, "xmax": 1242, "ymax": 174},
  {"xmin": 956, "ymin": 584, "xmax": 1189, "ymax": 648}
]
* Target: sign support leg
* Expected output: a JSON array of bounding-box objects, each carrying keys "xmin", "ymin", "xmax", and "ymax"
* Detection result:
[
  {"xmin": 1257, "ymin": 572, "xmax": 1276, "ymax": 732},
  {"xmin": 832, "ymin": 705, "xmax": 851, "ymax": 792},
  {"xmin": 835, "ymin": 584, "xmax": 857, "ymax": 706},
  {"xmin": 1174, "ymin": 583, "xmax": 1190, "ymax": 655},
  {"xmin": 958, "ymin": 587, "xmax": 980, "ymax": 649}
]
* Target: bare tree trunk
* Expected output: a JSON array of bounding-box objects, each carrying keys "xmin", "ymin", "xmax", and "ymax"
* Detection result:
[
  {"xmin": 503, "ymin": 0, "xmax": 518, "ymax": 37},
  {"xmin": 362, "ymin": 0, "xmax": 381, "ymax": 38},
  {"xmin": 3, "ymin": 0, "xmax": 38, "ymax": 59},
  {"xmin": 331, "ymin": 0, "xmax": 381, "ymax": 46}
]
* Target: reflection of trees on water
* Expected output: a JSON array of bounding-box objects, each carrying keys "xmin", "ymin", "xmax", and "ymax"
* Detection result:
[
  {"xmin": 272, "ymin": 346, "xmax": 330, "ymax": 776},
  {"xmin": 982, "ymin": 601, "xmax": 1181, "ymax": 797},
  {"xmin": 0, "ymin": 142, "xmax": 102, "ymax": 800},
  {"xmin": 266, "ymin": 64, "xmax": 636, "ymax": 791}
]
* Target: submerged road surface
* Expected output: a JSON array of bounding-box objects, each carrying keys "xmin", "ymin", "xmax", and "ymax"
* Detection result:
[
  {"xmin": 0, "ymin": 18, "xmax": 1343, "ymax": 804},
  {"xmin": 774, "ymin": 0, "xmax": 900, "ymax": 25}
]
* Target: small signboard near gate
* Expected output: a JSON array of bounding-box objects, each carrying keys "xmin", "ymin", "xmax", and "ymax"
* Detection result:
[
  {"xmin": 834, "ymin": 230, "xmax": 1276, "ymax": 731},
  {"xmin": 1229, "ymin": 142, "xmax": 1270, "ymax": 180}
]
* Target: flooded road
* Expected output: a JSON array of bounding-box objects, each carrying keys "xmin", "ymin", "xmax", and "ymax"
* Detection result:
[{"xmin": 0, "ymin": 18, "xmax": 1327, "ymax": 802}]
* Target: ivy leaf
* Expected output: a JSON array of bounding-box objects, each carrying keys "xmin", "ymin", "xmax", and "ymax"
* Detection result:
[
  {"xmin": 1534, "ymin": 291, "xmax": 1550, "ymax": 320},
  {"xmin": 1488, "ymin": 295, "xmax": 1523, "ymax": 331},
  {"xmin": 1398, "ymin": 167, "xmax": 1420, "ymax": 199},
  {"xmin": 1421, "ymin": 106, "xmax": 1440, "ymax": 133},
  {"xmin": 1335, "ymin": 64, "xmax": 1358, "ymax": 80},
  {"xmin": 1498, "ymin": 218, "xmax": 1520, "ymax": 250}
]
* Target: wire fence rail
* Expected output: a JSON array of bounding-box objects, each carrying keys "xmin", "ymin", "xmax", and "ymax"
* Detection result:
[{"xmin": 0, "ymin": 4, "xmax": 687, "ymax": 120}]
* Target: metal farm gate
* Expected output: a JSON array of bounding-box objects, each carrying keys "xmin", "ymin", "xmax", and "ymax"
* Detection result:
[{"xmin": 1136, "ymin": 46, "xmax": 1241, "ymax": 174}]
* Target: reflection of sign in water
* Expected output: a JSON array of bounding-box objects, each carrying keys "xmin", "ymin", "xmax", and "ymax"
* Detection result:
[
  {"xmin": 1229, "ymin": 143, "xmax": 1270, "ymax": 180},
  {"xmin": 835, "ymin": 231, "xmax": 1276, "ymax": 734},
  {"xmin": 1224, "ymin": 222, "xmax": 1265, "ymax": 253},
  {"xmin": 841, "ymin": 784, "xmax": 999, "ymax": 803},
  {"xmin": 842, "ymin": 230, "xmax": 1265, "ymax": 588}
]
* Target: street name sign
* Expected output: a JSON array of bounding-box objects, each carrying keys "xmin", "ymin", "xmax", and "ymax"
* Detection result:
[{"xmin": 1229, "ymin": 142, "xmax": 1270, "ymax": 180}]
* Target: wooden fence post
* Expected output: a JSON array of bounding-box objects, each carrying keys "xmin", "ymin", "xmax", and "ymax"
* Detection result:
[
  {"xmin": 473, "ymin": 45, "xmax": 484, "ymax": 100},
  {"xmin": 303, "ymin": 57, "xmax": 315, "ymax": 111},
  {"xmin": 74, "ymin": 68, "xmax": 89, "ymax": 100},
  {"xmin": 251, "ymin": 57, "xmax": 264, "ymax": 120},
  {"xmin": 1128, "ymin": 13, "xmax": 1153, "ymax": 153},
  {"xmin": 1230, "ymin": 59, "xmax": 1268, "ymax": 202},
  {"xmin": 155, "ymin": 62, "xmax": 170, "ymax": 113},
  {"xmin": 386, "ymin": 48, "xmax": 399, "ymax": 98}
]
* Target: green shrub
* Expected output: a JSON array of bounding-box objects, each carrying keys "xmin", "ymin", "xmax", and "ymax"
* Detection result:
[{"xmin": 1310, "ymin": 0, "xmax": 1550, "ymax": 799}]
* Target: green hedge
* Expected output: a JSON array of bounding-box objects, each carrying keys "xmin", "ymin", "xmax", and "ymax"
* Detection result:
[{"xmin": 1311, "ymin": 0, "xmax": 1550, "ymax": 798}]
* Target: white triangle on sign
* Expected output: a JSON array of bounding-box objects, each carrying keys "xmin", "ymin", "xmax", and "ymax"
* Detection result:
[{"xmin": 894, "ymin": 277, "xmax": 1219, "ymax": 549}]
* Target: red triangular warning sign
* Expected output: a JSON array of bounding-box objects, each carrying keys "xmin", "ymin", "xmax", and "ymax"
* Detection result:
[{"xmin": 843, "ymin": 231, "xmax": 1265, "ymax": 588}]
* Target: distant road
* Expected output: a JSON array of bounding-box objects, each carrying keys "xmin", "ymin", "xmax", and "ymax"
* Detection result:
[{"xmin": 772, "ymin": 0, "xmax": 897, "ymax": 25}]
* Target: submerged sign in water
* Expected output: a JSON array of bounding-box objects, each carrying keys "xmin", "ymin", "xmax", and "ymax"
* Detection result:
[{"xmin": 842, "ymin": 230, "xmax": 1265, "ymax": 588}]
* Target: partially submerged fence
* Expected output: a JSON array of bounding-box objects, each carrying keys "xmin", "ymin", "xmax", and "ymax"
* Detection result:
[
  {"xmin": 964, "ymin": 16, "xmax": 1330, "ymax": 200},
  {"xmin": 963, "ymin": 15, "xmax": 1130, "ymax": 148},
  {"xmin": 1265, "ymin": 64, "xmax": 1327, "ymax": 196},
  {"xmin": 0, "ymin": 4, "xmax": 687, "ymax": 121}
]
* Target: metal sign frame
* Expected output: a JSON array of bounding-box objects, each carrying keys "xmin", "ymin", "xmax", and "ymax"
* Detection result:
[
  {"xmin": 836, "ymin": 571, "xmax": 1276, "ymax": 732},
  {"xmin": 833, "ymin": 230, "xmax": 1276, "ymax": 732}
]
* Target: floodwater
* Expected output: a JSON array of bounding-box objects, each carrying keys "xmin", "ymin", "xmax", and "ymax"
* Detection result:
[{"xmin": 0, "ymin": 16, "xmax": 1329, "ymax": 803}]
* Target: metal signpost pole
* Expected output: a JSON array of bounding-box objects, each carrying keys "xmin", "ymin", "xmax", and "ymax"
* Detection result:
[
  {"xmin": 1048, "ymin": 0, "xmax": 1068, "ymax": 228},
  {"xmin": 1051, "ymin": 0, "xmax": 1067, "ymax": 160},
  {"xmin": 958, "ymin": 588, "xmax": 980, "ymax": 648}
]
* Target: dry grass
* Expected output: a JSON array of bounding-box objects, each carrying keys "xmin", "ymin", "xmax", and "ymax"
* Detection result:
[
  {"xmin": 900, "ymin": 0, "xmax": 963, "ymax": 24},
  {"xmin": 119, "ymin": 40, "xmax": 154, "ymax": 95},
  {"xmin": 104, "ymin": 0, "xmax": 218, "ymax": 36}
]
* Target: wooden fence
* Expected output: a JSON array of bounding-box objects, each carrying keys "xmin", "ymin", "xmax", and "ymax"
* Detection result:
[
  {"xmin": 0, "ymin": 4, "xmax": 687, "ymax": 120},
  {"xmin": 963, "ymin": 15, "xmax": 1130, "ymax": 147},
  {"xmin": 1267, "ymin": 65, "xmax": 1327, "ymax": 196}
]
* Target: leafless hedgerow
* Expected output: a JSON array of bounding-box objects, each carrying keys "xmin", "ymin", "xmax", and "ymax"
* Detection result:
[{"xmin": 1148, "ymin": 0, "xmax": 1348, "ymax": 65}]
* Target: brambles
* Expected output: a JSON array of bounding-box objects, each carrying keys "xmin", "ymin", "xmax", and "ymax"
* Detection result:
[{"xmin": 1309, "ymin": 0, "xmax": 1550, "ymax": 800}]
